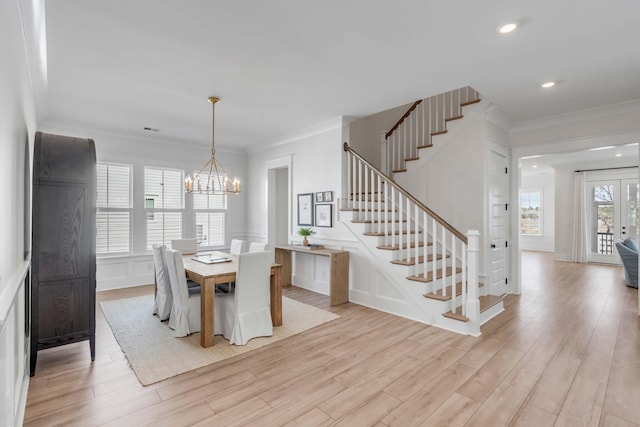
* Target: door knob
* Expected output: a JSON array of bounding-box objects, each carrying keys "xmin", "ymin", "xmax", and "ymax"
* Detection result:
[{"xmin": 491, "ymin": 243, "xmax": 496, "ymax": 248}]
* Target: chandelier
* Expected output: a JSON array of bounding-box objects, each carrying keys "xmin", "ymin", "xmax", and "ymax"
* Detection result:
[{"xmin": 184, "ymin": 97, "xmax": 240, "ymax": 195}]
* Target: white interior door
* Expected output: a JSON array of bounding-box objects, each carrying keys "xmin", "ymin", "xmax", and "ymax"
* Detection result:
[
  {"xmin": 488, "ymin": 147, "xmax": 509, "ymax": 296},
  {"xmin": 588, "ymin": 178, "xmax": 639, "ymax": 264}
]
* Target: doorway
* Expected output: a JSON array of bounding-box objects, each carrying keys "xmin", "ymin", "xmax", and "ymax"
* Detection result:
[
  {"xmin": 267, "ymin": 156, "xmax": 292, "ymax": 251},
  {"xmin": 487, "ymin": 144, "xmax": 509, "ymax": 296},
  {"xmin": 587, "ymin": 178, "xmax": 639, "ymax": 264}
]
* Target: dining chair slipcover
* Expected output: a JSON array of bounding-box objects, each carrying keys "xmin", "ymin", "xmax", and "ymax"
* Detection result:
[
  {"xmin": 152, "ymin": 244, "xmax": 172, "ymax": 321},
  {"xmin": 171, "ymin": 238, "xmax": 198, "ymax": 255},
  {"xmin": 249, "ymin": 242, "xmax": 267, "ymax": 252},
  {"xmin": 218, "ymin": 250, "xmax": 274, "ymax": 345},
  {"xmin": 229, "ymin": 239, "xmax": 244, "ymax": 255},
  {"xmin": 165, "ymin": 248, "xmax": 227, "ymax": 337}
]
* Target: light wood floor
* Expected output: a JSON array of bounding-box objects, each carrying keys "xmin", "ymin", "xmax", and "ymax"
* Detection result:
[{"xmin": 24, "ymin": 252, "xmax": 640, "ymax": 426}]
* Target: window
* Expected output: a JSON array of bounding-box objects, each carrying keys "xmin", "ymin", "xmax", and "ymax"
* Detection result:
[
  {"xmin": 97, "ymin": 163, "xmax": 132, "ymax": 255},
  {"xmin": 144, "ymin": 167, "xmax": 184, "ymax": 249},
  {"xmin": 193, "ymin": 173, "xmax": 227, "ymax": 247},
  {"xmin": 520, "ymin": 190, "xmax": 542, "ymax": 235}
]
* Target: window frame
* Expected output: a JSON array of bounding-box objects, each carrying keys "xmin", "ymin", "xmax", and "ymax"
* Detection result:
[
  {"xmin": 144, "ymin": 166, "xmax": 185, "ymax": 250},
  {"xmin": 96, "ymin": 162, "xmax": 133, "ymax": 257},
  {"xmin": 192, "ymin": 172, "xmax": 228, "ymax": 249},
  {"xmin": 520, "ymin": 189, "xmax": 543, "ymax": 236}
]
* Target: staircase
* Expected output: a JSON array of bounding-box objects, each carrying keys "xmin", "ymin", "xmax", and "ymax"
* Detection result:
[{"xmin": 339, "ymin": 87, "xmax": 504, "ymax": 336}]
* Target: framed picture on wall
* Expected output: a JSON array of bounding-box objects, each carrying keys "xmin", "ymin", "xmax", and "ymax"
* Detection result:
[
  {"xmin": 315, "ymin": 204, "xmax": 333, "ymax": 227},
  {"xmin": 297, "ymin": 193, "xmax": 314, "ymax": 226},
  {"xmin": 323, "ymin": 191, "xmax": 333, "ymax": 203},
  {"xmin": 315, "ymin": 192, "xmax": 324, "ymax": 203}
]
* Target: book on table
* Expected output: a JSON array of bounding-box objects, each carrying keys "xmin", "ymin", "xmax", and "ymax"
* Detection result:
[{"xmin": 191, "ymin": 254, "xmax": 232, "ymax": 264}]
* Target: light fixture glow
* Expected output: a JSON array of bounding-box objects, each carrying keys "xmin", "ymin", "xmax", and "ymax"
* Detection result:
[
  {"xmin": 521, "ymin": 155, "xmax": 542, "ymax": 160},
  {"xmin": 498, "ymin": 23, "xmax": 517, "ymax": 34},
  {"xmin": 616, "ymin": 153, "xmax": 623, "ymax": 157},
  {"xmin": 532, "ymin": 165, "xmax": 538, "ymax": 168},
  {"xmin": 184, "ymin": 97, "xmax": 240, "ymax": 195},
  {"xmin": 587, "ymin": 146, "xmax": 615, "ymax": 151},
  {"xmin": 541, "ymin": 81, "xmax": 556, "ymax": 88}
]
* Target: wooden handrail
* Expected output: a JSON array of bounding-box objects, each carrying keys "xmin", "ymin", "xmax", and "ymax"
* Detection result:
[
  {"xmin": 343, "ymin": 142, "xmax": 467, "ymax": 244},
  {"xmin": 385, "ymin": 100, "xmax": 422, "ymax": 139}
]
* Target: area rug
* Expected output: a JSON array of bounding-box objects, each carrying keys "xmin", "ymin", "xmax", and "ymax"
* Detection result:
[{"xmin": 100, "ymin": 295, "xmax": 340, "ymax": 385}]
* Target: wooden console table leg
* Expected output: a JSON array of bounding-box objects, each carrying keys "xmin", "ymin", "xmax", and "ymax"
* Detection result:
[
  {"xmin": 270, "ymin": 265, "xmax": 283, "ymax": 326},
  {"xmin": 330, "ymin": 252, "xmax": 349, "ymax": 306},
  {"xmin": 275, "ymin": 248, "xmax": 293, "ymax": 287}
]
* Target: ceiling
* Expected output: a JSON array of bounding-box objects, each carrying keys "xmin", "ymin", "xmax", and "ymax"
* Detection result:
[
  {"xmin": 40, "ymin": 0, "xmax": 640, "ymax": 152},
  {"xmin": 520, "ymin": 143, "xmax": 639, "ymax": 176}
]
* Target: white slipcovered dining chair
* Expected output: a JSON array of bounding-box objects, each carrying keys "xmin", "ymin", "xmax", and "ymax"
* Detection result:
[
  {"xmin": 216, "ymin": 239, "xmax": 245, "ymax": 294},
  {"xmin": 164, "ymin": 248, "xmax": 227, "ymax": 337},
  {"xmin": 171, "ymin": 238, "xmax": 197, "ymax": 255},
  {"xmin": 152, "ymin": 244, "xmax": 172, "ymax": 321},
  {"xmin": 217, "ymin": 250, "xmax": 273, "ymax": 345},
  {"xmin": 249, "ymin": 242, "xmax": 267, "ymax": 252},
  {"xmin": 229, "ymin": 239, "xmax": 244, "ymax": 255}
]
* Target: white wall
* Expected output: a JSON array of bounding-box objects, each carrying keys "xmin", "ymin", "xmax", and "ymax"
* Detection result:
[
  {"xmin": 520, "ymin": 172, "xmax": 555, "ymax": 252},
  {"xmin": 348, "ymin": 102, "xmax": 411, "ymax": 170},
  {"xmin": 0, "ymin": 0, "xmax": 40, "ymax": 424}
]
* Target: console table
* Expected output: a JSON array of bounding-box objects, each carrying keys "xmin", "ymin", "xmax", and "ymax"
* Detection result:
[{"xmin": 275, "ymin": 245, "xmax": 349, "ymax": 305}]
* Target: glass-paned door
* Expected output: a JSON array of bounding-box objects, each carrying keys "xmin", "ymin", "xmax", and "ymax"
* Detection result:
[{"xmin": 588, "ymin": 179, "xmax": 639, "ymax": 264}]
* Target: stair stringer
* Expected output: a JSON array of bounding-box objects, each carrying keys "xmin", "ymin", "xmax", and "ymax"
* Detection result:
[{"xmin": 339, "ymin": 209, "xmax": 482, "ymax": 336}]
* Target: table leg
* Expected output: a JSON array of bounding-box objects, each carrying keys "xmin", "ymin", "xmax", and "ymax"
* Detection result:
[
  {"xmin": 275, "ymin": 248, "xmax": 292, "ymax": 287},
  {"xmin": 200, "ymin": 278, "xmax": 215, "ymax": 348},
  {"xmin": 270, "ymin": 265, "xmax": 283, "ymax": 326}
]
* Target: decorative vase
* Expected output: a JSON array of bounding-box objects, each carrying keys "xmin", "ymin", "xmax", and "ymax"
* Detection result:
[{"xmin": 303, "ymin": 237, "xmax": 309, "ymax": 246}]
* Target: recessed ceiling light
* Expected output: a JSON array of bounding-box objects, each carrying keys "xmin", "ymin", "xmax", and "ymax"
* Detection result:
[
  {"xmin": 498, "ymin": 22, "xmax": 518, "ymax": 34},
  {"xmin": 616, "ymin": 153, "xmax": 622, "ymax": 157},
  {"xmin": 541, "ymin": 81, "xmax": 555, "ymax": 88},
  {"xmin": 532, "ymin": 165, "xmax": 538, "ymax": 168}
]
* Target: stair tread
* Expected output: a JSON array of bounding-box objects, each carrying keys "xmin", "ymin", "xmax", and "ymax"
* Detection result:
[
  {"xmin": 430, "ymin": 130, "xmax": 448, "ymax": 136},
  {"xmin": 352, "ymin": 219, "xmax": 407, "ymax": 224},
  {"xmin": 407, "ymin": 267, "xmax": 462, "ymax": 283},
  {"xmin": 377, "ymin": 241, "xmax": 432, "ymax": 250},
  {"xmin": 363, "ymin": 230, "xmax": 422, "ymax": 236},
  {"xmin": 417, "ymin": 144, "xmax": 433, "ymax": 150},
  {"xmin": 405, "ymin": 157, "xmax": 419, "ymax": 162},
  {"xmin": 392, "ymin": 169, "xmax": 407, "ymax": 173},
  {"xmin": 441, "ymin": 294, "xmax": 504, "ymax": 323},
  {"xmin": 479, "ymin": 295, "xmax": 504, "ymax": 312},
  {"xmin": 391, "ymin": 253, "xmax": 447, "ymax": 266},
  {"xmin": 445, "ymin": 115, "xmax": 464, "ymax": 122},
  {"xmin": 423, "ymin": 280, "xmax": 465, "ymax": 300},
  {"xmin": 460, "ymin": 98, "xmax": 481, "ymax": 107}
]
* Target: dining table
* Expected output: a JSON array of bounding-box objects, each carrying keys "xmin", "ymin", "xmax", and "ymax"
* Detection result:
[{"xmin": 182, "ymin": 251, "xmax": 282, "ymax": 348}]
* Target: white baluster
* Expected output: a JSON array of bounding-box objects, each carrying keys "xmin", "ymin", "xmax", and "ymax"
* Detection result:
[
  {"xmin": 466, "ymin": 230, "xmax": 481, "ymax": 335},
  {"xmin": 451, "ymin": 233, "xmax": 456, "ymax": 314},
  {"xmin": 432, "ymin": 215, "xmax": 437, "ymax": 288},
  {"xmin": 441, "ymin": 225, "xmax": 446, "ymax": 297},
  {"xmin": 398, "ymin": 192, "xmax": 403, "ymax": 253},
  {"xmin": 364, "ymin": 164, "xmax": 369, "ymax": 223},
  {"xmin": 377, "ymin": 174, "xmax": 382, "ymax": 235},
  {"xmin": 357, "ymin": 159, "xmax": 362, "ymax": 219},
  {"xmin": 346, "ymin": 151, "xmax": 351, "ymax": 210},
  {"xmin": 391, "ymin": 187, "xmax": 396, "ymax": 249},
  {"xmin": 405, "ymin": 196, "xmax": 411, "ymax": 261},
  {"xmin": 414, "ymin": 204, "xmax": 419, "ymax": 268},
  {"xmin": 423, "ymin": 211, "xmax": 428, "ymax": 279},
  {"xmin": 384, "ymin": 180, "xmax": 389, "ymax": 239},
  {"xmin": 351, "ymin": 154, "xmax": 356, "ymax": 210}
]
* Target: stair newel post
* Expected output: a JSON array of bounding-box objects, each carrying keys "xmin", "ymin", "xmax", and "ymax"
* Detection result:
[
  {"xmin": 406, "ymin": 197, "xmax": 411, "ymax": 255},
  {"xmin": 345, "ymin": 148, "xmax": 351, "ymax": 210},
  {"xmin": 377, "ymin": 174, "xmax": 382, "ymax": 235},
  {"xmin": 465, "ymin": 230, "xmax": 481, "ymax": 335},
  {"xmin": 461, "ymin": 241, "xmax": 467, "ymax": 317}
]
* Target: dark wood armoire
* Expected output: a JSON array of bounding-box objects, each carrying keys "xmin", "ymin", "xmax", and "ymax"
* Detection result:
[{"xmin": 30, "ymin": 131, "xmax": 96, "ymax": 376}]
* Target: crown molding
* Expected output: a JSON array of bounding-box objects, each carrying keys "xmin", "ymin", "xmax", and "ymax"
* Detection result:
[
  {"xmin": 510, "ymin": 98, "xmax": 640, "ymax": 134},
  {"xmin": 259, "ymin": 116, "xmax": 347, "ymax": 152}
]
